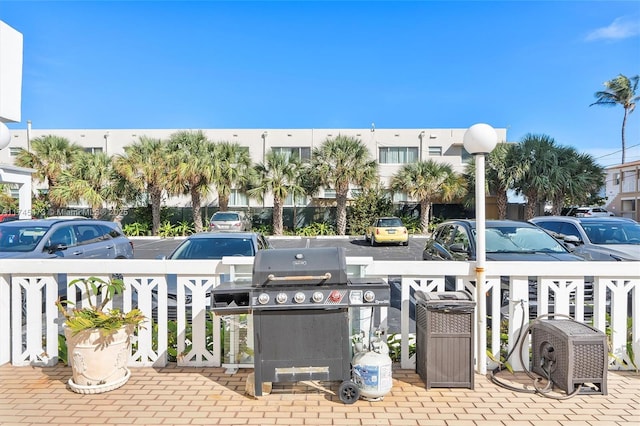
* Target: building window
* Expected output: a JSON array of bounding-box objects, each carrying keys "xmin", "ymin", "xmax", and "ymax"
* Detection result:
[
  {"xmin": 379, "ymin": 147, "xmax": 418, "ymax": 164},
  {"xmin": 229, "ymin": 189, "xmax": 248, "ymax": 207},
  {"xmin": 461, "ymin": 148, "xmax": 472, "ymax": 164},
  {"xmin": 323, "ymin": 189, "xmax": 336, "ymax": 199},
  {"xmin": 614, "ymin": 172, "xmax": 620, "ymax": 186},
  {"xmin": 284, "ymin": 192, "xmax": 307, "ymax": 206},
  {"xmin": 83, "ymin": 147, "xmax": 103, "ymax": 154},
  {"xmin": 428, "ymin": 146, "xmax": 442, "ymax": 156},
  {"xmin": 392, "ymin": 192, "xmax": 408, "ymax": 203},
  {"xmin": 9, "ymin": 147, "xmax": 21, "ymax": 156},
  {"xmin": 271, "ymin": 147, "xmax": 311, "ymax": 161}
]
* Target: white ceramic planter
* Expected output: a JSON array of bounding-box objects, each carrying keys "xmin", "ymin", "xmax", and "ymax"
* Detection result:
[{"xmin": 64, "ymin": 325, "xmax": 133, "ymax": 394}]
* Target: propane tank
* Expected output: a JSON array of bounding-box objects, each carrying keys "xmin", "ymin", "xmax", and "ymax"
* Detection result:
[{"xmin": 351, "ymin": 335, "xmax": 393, "ymax": 401}]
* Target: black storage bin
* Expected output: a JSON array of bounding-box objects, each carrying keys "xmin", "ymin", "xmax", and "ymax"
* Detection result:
[{"xmin": 415, "ymin": 291, "xmax": 475, "ymax": 389}]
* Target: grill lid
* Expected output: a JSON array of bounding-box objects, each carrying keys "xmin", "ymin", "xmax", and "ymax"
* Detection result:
[{"xmin": 253, "ymin": 247, "xmax": 348, "ymax": 287}]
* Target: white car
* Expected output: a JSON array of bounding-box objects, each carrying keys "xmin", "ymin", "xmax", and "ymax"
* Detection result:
[
  {"xmin": 530, "ymin": 216, "xmax": 640, "ymax": 261},
  {"xmin": 565, "ymin": 207, "xmax": 615, "ymax": 217}
]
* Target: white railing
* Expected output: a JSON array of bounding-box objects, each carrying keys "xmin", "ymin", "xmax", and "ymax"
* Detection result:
[{"xmin": 1, "ymin": 258, "xmax": 638, "ymax": 372}]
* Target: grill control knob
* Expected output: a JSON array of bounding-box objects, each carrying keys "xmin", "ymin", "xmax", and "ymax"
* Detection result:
[
  {"xmin": 364, "ymin": 290, "xmax": 376, "ymax": 303},
  {"xmin": 276, "ymin": 292, "xmax": 288, "ymax": 304},
  {"xmin": 294, "ymin": 292, "xmax": 306, "ymax": 303},
  {"xmin": 257, "ymin": 293, "xmax": 270, "ymax": 305},
  {"xmin": 312, "ymin": 291, "xmax": 324, "ymax": 303}
]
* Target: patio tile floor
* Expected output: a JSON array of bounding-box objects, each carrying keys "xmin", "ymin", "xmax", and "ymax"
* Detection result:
[{"xmin": 0, "ymin": 364, "xmax": 638, "ymax": 425}]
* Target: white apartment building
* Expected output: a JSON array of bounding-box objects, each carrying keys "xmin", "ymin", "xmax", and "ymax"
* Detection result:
[{"xmin": 4, "ymin": 127, "xmax": 508, "ymax": 209}]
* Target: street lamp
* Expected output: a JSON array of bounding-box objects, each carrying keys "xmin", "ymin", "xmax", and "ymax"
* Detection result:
[{"xmin": 463, "ymin": 123, "xmax": 498, "ymax": 375}]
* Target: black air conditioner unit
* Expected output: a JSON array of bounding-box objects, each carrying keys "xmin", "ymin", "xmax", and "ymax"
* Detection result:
[{"xmin": 531, "ymin": 319, "xmax": 607, "ymax": 395}]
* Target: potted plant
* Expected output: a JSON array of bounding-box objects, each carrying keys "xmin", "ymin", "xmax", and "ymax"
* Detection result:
[{"xmin": 56, "ymin": 276, "xmax": 146, "ymax": 394}]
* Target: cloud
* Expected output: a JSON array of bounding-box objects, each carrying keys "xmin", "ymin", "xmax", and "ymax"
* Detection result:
[{"xmin": 586, "ymin": 16, "xmax": 640, "ymax": 41}]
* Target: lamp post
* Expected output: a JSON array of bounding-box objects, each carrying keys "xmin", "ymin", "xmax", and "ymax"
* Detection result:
[{"xmin": 463, "ymin": 123, "xmax": 498, "ymax": 375}]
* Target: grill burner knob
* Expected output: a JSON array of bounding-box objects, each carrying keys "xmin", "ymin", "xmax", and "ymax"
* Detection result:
[
  {"xmin": 312, "ymin": 291, "xmax": 324, "ymax": 303},
  {"xmin": 329, "ymin": 290, "xmax": 342, "ymax": 303},
  {"xmin": 276, "ymin": 292, "xmax": 288, "ymax": 304},
  {"xmin": 257, "ymin": 293, "xmax": 270, "ymax": 305},
  {"xmin": 364, "ymin": 290, "xmax": 376, "ymax": 303},
  {"xmin": 294, "ymin": 292, "xmax": 306, "ymax": 303}
]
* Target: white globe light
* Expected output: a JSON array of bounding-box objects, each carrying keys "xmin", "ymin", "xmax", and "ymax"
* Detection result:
[
  {"xmin": 463, "ymin": 123, "xmax": 498, "ymax": 154},
  {"xmin": 0, "ymin": 122, "xmax": 10, "ymax": 150}
]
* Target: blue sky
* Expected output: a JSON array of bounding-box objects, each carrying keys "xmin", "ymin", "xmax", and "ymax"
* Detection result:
[{"xmin": 2, "ymin": 1, "xmax": 639, "ymax": 167}]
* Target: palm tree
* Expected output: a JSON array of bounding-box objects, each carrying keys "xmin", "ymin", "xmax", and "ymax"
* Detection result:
[
  {"xmin": 511, "ymin": 134, "xmax": 560, "ymax": 220},
  {"xmin": 212, "ymin": 141, "xmax": 253, "ymax": 212},
  {"xmin": 113, "ymin": 136, "xmax": 172, "ymax": 236},
  {"xmin": 590, "ymin": 74, "xmax": 640, "ymax": 164},
  {"xmin": 549, "ymin": 147, "xmax": 605, "ymax": 215},
  {"xmin": 464, "ymin": 142, "xmax": 517, "ymax": 220},
  {"xmin": 309, "ymin": 135, "xmax": 378, "ymax": 235},
  {"xmin": 390, "ymin": 160, "xmax": 465, "ymax": 234},
  {"xmin": 13, "ymin": 134, "xmax": 83, "ymax": 213},
  {"xmin": 166, "ymin": 130, "xmax": 217, "ymax": 232},
  {"xmin": 247, "ymin": 152, "xmax": 304, "ymax": 235},
  {"xmin": 49, "ymin": 152, "xmax": 122, "ymax": 219}
]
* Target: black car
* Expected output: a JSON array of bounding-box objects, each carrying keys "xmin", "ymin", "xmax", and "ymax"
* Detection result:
[
  {"xmin": 423, "ymin": 219, "xmax": 583, "ymax": 261},
  {"xmin": 423, "ymin": 219, "xmax": 585, "ymax": 318},
  {"xmin": 160, "ymin": 232, "xmax": 271, "ymax": 321}
]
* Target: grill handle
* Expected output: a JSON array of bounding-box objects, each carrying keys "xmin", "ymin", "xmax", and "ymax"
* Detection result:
[{"xmin": 266, "ymin": 273, "xmax": 332, "ymax": 282}]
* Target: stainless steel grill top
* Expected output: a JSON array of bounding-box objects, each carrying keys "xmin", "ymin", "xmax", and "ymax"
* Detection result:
[{"xmin": 252, "ymin": 247, "xmax": 348, "ymax": 287}]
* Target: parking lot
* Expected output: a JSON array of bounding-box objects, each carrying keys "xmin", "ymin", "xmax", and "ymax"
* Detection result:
[
  {"xmin": 130, "ymin": 235, "xmax": 429, "ymax": 333},
  {"xmin": 130, "ymin": 234, "xmax": 430, "ymax": 260}
]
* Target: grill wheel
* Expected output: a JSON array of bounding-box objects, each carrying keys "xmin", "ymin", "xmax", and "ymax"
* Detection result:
[{"xmin": 338, "ymin": 380, "xmax": 359, "ymax": 404}]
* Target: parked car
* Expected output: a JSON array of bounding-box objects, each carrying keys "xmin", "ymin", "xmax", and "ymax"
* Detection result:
[
  {"xmin": 422, "ymin": 219, "xmax": 583, "ymax": 261},
  {"xmin": 422, "ymin": 219, "xmax": 585, "ymax": 318},
  {"xmin": 208, "ymin": 211, "xmax": 252, "ymax": 232},
  {"xmin": 562, "ymin": 206, "xmax": 614, "ymax": 217},
  {"xmin": 0, "ymin": 214, "xmax": 20, "ymax": 223},
  {"xmin": 160, "ymin": 232, "xmax": 271, "ymax": 321},
  {"xmin": 365, "ymin": 216, "xmax": 409, "ymax": 246},
  {"xmin": 0, "ymin": 218, "xmax": 134, "ymax": 259},
  {"xmin": 530, "ymin": 216, "xmax": 640, "ymax": 261}
]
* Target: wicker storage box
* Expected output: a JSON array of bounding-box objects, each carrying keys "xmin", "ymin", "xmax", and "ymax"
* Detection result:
[
  {"xmin": 531, "ymin": 319, "xmax": 607, "ymax": 395},
  {"xmin": 415, "ymin": 291, "xmax": 475, "ymax": 389}
]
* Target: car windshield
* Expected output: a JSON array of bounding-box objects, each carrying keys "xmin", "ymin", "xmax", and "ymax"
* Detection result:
[
  {"xmin": 581, "ymin": 221, "xmax": 640, "ymax": 245},
  {"xmin": 0, "ymin": 225, "xmax": 48, "ymax": 252},
  {"xmin": 212, "ymin": 213, "xmax": 240, "ymax": 221},
  {"xmin": 476, "ymin": 226, "xmax": 566, "ymax": 253},
  {"xmin": 169, "ymin": 237, "xmax": 255, "ymax": 259},
  {"xmin": 378, "ymin": 218, "xmax": 403, "ymax": 227}
]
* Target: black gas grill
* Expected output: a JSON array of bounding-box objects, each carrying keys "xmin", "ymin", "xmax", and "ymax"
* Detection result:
[{"xmin": 211, "ymin": 247, "xmax": 390, "ymax": 399}]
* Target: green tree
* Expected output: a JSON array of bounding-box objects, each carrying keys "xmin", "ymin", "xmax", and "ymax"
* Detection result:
[
  {"xmin": 390, "ymin": 160, "xmax": 466, "ymax": 234},
  {"xmin": 212, "ymin": 141, "xmax": 254, "ymax": 212},
  {"xmin": 248, "ymin": 152, "xmax": 304, "ymax": 236},
  {"xmin": 166, "ymin": 130, "xmax": 217, "ymax": 232},
  {"xmin": 590, "ymin": 74, "xmax": 640, "ymax": 164},
  {"xmin": 549, "ymin": 147, "xmax": 605, "ymax": 215},
  {"xmin": 347, "ymin": 186, "xmax": 393, "ymax": 236},
  {"xmin": 49, "ymin": 152, "xmax": 122, "ymax": 219},
  {"xmin": 465, "ymin": 142, "xmax": 517, "ymax": 220},
  {"xmin": 13, "ymin": 135, "xmax": 83, "ymax": 213},
  {"xmin": 113, "ymin": 136, "xmax": 172, "ymax": 236},
  {"xmin": 309, "ymin": 135, "xmax": 378, "ymax": 235},
  {"xmin": 511, "ymin": 134, "xmax": 560, "ymax": 220}
]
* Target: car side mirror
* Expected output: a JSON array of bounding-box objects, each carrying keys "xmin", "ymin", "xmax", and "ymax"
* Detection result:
[
  {"xmin": 449, "ymin": 243, "xmax": 469, "ymax": 253},
  {"xmin": 46, "ymin": 243, "xmax": 67, "ymax": 254},
  {"xmin": 563, "ymin": 235, "xmax": 581, "ymax": 245}
]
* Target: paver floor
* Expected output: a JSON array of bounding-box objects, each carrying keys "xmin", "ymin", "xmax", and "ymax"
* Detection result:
[{"xmin": 0, "ymin": 364, "xmax": 638, "ymax": 425}]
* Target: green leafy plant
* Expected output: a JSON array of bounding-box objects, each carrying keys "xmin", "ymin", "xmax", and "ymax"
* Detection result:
[
  {"xmin": 173, "ymin": 220, "xmax": 194, "ymax": 236},
  {"xmin": 55, "ymin": 276, "xmax": 146, "ymax": 336},
  {"xmin": 157, "ymin": 220, "xmax": 176, "ymax": 238},
  {"xmin": 123, "ymin": 221, "xmax": 150, "ymax": 236},
  {"xmin": 386, "ymin": 332, "xmax": 415, "ymax": 363}
]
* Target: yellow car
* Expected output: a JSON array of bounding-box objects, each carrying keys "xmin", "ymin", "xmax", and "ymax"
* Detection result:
[{"xmin": 365, "ymin": 217, "xmax": 409, "ymax": 246}]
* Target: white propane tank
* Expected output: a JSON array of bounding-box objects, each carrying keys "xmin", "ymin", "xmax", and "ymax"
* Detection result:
[{"xmin": 352, "ymin": 342, "xmax": 393, "ymax": 401}]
